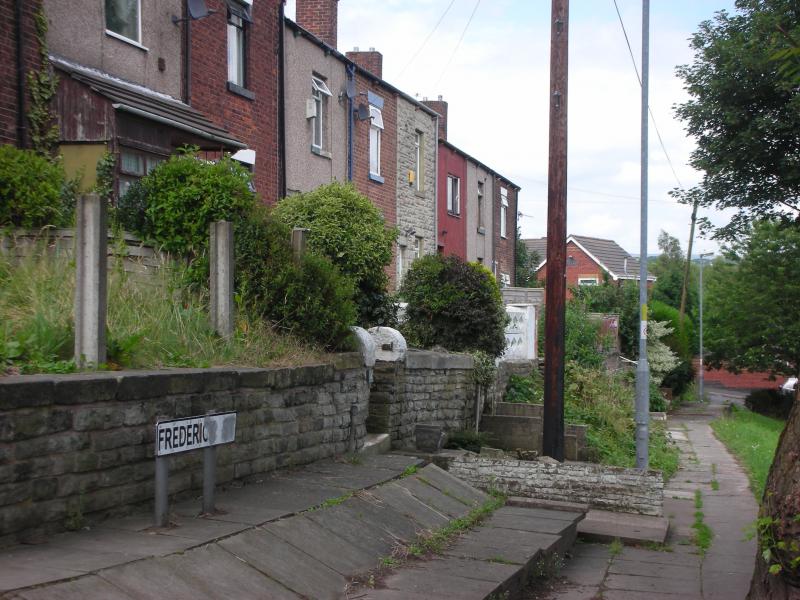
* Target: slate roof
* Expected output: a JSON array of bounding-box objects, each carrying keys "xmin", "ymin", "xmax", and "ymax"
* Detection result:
[
  {"xmin": 522, "ymin": 235, "xmax": 655, "ymax": 281},
  {"xmin": 51, "ymin": 55, "xmax": 246, "ymax": 149}
]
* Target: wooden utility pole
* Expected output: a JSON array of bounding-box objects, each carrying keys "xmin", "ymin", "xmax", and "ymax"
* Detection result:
[
  {"xmin": 679, "ymin": 200, "xmax": 698, "ymax": 324},
  {"xmin": 542, "ymin": 0, "xmax": 569, "ymax": 461}
]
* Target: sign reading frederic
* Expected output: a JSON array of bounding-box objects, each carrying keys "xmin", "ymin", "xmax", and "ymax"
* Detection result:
[{"xmin": 155, "ymin": 412, "xmax": 236, "ymax": 457}]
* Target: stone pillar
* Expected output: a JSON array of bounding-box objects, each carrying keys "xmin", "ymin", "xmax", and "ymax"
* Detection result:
[
  {"xmin": 74, "ymin": 193, "xmax": 107, "ymax": 367},
  {"xmin": 210, "ymin": 221, "xmax": 234, "ymax": 339},
  {"xmin": 291, "ymin": 227, "xmax": 309, "ymax": 265}
]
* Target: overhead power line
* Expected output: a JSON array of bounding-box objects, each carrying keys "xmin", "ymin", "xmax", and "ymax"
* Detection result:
[
  {"xmin": 433, "ymin": 0, "xmax": 481, "ymax": 88},
  {"xmin": 398, "ymin": 0, "xmax": 458, "ymax": 77},
  {"xmin": 612, "ymin": 0, "xmax": 684, "ymax": 190}
]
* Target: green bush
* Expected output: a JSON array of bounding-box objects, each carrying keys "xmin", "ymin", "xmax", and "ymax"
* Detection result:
[
  {"xmin": 649, "ymin": 380, "xmax": 668, "ymax": 412},
  {"xmin": 138, "ymin": 151, "xmax": 255, "ymax": 255},
  {"xmin": 538, "ymin": 303, "xmax": 607, "ymax": 367},
  {"xmin": 116, "ymin": 179, "xmax": 148, "ymax": 233},
  {"xmin": 505, "ymin": 372, "xmax": 543, "ymax": 404},
  {"xmin": 235, "ymin": 207, "xmax": 356, "ymax": 350},
  {"xmin": 0, "ymin": 145, "xmax": 70, "ymax": 227},
  {"xmin": 744, "ymin": 388, "xmax": 793, "ymax": 420},
  {"xmin": 274, "ymin": 182, "xmax": 397, "ymax": 326},
  {"xmin": 444, "ymin": 430, "xmax": 490, "ymax": 453},
  {"xmin": 399, "ymin": 254, "xmax": 508, "ymax": 357}
]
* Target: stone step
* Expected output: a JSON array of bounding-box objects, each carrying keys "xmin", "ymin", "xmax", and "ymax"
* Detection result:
[
  {"xmin": 360, "ymin": 433, "xmax": 391, "ymax": 456},
  {"xmin": 577, "ymin": 509, "xmax": 670, "ymax": 545}
]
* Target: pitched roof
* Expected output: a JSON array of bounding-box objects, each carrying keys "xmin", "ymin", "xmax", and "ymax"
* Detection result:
[
  {"xmin": 51, "ymin": 55, "xmax": 246, "ymax": 150},
  {"xmin": 522, "ymin": 235, "xmax": 655, "ymax": 281}
]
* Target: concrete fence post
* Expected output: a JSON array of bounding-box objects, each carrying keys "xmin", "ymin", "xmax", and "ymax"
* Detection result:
[
  {"xmin": 291, "ymin": 227, "xmax": 309, "ymax": 265},
  {"xmin": 74, "ymin": 193, "xmax": 107, "ymax": 367},
  {"xmin": 210, "ymin": 221, "xmax": 234, "ymax": 339}
]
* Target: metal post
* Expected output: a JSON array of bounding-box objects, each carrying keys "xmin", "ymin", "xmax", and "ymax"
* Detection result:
[
  {"xmin": 202, "ymin": 445, "xmax": 217, "ymax": 514},
  {"xmin": 635, "ymin": 0, "xmax": 651, "ymax": 470},
  {"xmin": 74, "ymin": 193, "xmax": 108, "ymax": 367},
  {"xmin": 699, "ymin": 252, "xmax": 713, "ymax": 402},
  {"xmin": 542, "ymin": 0, "xmax": 569, "ymax": 462},
  {"xmin": 154, "ymin": 455, "xmax": 169, "ymax": 527},
  {"xmin": 292, "ymin": 227, "xmax": 309, "ymax": 265},
  {"xmin": 209, "ymin": 221, "xmax": 234, "ymax": 339}
]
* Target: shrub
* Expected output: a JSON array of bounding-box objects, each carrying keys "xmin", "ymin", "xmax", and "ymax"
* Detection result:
[
  {"xmin": 0, "ymin": 145, "xmax": 70, "ymax": 227},
  {"xmin": 116, "ymin": 179, "xmax": 148, "ymax": 233},
  {"xmin": 744, "ymin": 388, "xmax": 793, "ymax": 420},
  {"xmin": 505, "ymin": 372, "xmax": 543, "ymax": 404},
  {"xmin": 538, "ymin": 303, "xmax": 607, "ymax": 367},
  {"xmin": 274, "ymin": 182, "xmax": 397, "ymax": 326},
  {"xmin": 139, "ymin": 151, "xmax": 255, "ymax": 255},
  {"xmin": 445, "ymin": 430, "xmax": 489, "ymax": 453},
  {"xmin": 235, "ymin": 207, "xmax": 356, "ymax": 350},
  {"xmin": 399, "ymin": 254, "xmax": 508, "ymax": 357}
]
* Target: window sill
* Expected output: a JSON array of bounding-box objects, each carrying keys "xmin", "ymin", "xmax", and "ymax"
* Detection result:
[
  {"xmin": 369, "ymin": 173, "xmax": 384, "ymax": 184},
  {"xmin": 311, "ymin": 146, "xmax": 332, "ymax": 159},
  {"xmin": 414, "ymin": 189, "xmax": 426, "ymax": 198},
  {"xmin": 500, "ymin": 235, "xmax": 507, "ymax": 239},
  {"xmin": 447, "ymin": 211, "xmax": 461, "ymax": 218},
  {"xmin": 227, "ymin": 81, "xmax": 255, "ymax": 100},
  {"xmin": 105, "ymin": 29, "xmax": 148, "ymax": 51},
  {"xmin": 477, "ymin": 226, "xmax": 486, "ymax": 235}
]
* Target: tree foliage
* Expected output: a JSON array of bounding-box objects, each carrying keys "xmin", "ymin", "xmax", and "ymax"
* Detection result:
[
  {"xmin": 0, "ymin": 145, "xmax": 71, "ymax": 227},
  {"xmin": 705, "ymin": 220, "xmax": 800, "ymax": 377},
  {"xmin": 515, "ymin": 228, "xmax": 541, "ymax": 288},
  {"xmin": 650, "ymin": 230, "xmax": 697, "ymax": 315},
  {"xmin": 399, "ymin": 254, "xmax": 508, "ymax": 357},
  {"xmin": 572, "ymin": 279, "xmax": 639, "ymax": 358},
  {"xmin": 674, "ymin": 1, "xmax": 800, "ymax": 240}
]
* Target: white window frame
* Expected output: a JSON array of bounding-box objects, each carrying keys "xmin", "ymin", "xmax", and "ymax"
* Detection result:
[
  {"xmin": 578, "ymin": 277, "xmax": 599, "ymax": 286},
  {"xmin": 447, "ymin": 175, "xmax": 460, "ymax": 215},
  {"xmin": 477, "ymin": 180, "xmax": 485, "ymax": 230},
  {"xmin": 369, "ymin": 106, "xmax": 383, "ymax": 177},
  {"xmin": 311, "ymin": 76, "xmax": 331, "ymax": 151},
  {"xmin": 413, "ymin": 236, "xmax": 423, "ymax": 259},
  {"xmin": 105, "ymin": 0, "xmax": 143, "ymax": 47},
  {"xmin": 227, "ymin": 6, "xmax": 247, "ymax": 87},
  {"xmin": 500, "ymin": 187, "xmax": 509, "ymax": 238},
  {"xmin": 413, "ymin": 131, "xmax": 423, "ymax": 192}
]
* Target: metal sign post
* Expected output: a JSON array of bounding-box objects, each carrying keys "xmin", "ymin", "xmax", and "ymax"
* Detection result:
[{"xmin": 153, "ymin": 411, "xmax": 236, "ymax": 527}]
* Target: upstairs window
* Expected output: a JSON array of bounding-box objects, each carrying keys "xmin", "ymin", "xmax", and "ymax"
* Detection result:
[
  {"xmin": 447, "ymin": 175, "xmax": 460, "ymax": 215},
  {"xmin": 477, "ymin": 180, "xmax": 485, "ymax": 231},
  {"xmin": 106, "ymin": 0, "xmax": 141, "ymax": 44},
  {"xmin": 311, "ymin": 76, "xmax": 332, "ymax": 151},
  {"xmin": 500, "ymin": 187, "xmax": 508, "ymax": 238},
  {"xmin": 369, "ymin": 106, "xmax": 383, "ymax": 178},
  {"xmin": 227, "ymin": 1, "xmax": 253, "ymax": 89},
  {"xmin": 413, "ymin": 131, "xmax": 423, "ymax": 192}
]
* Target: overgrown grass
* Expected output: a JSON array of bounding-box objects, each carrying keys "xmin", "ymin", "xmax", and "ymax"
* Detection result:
[
  {"xmin": 692, "ymin": 489, "xmax": 713, "ymax": 555},
  {"xmin": 710, "ymin": 405, "xmax": 785, "ymax": 499},
  {"xmin": 0, "ymin": 248, "xmax": 322, "ymax": 374}
]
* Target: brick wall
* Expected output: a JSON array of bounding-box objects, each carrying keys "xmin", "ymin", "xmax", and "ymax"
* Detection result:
[
  {"xmin": 367, "ymin": 351, "xmax": 476, "ymax": 450},
  {"xmin": 494, "ymin": 181, "xmax": 518, "ymax": 286},
  {"xmin": 537, "ymin": 240, "xmax": 602, "ymax": 299},
  {"xmin": 351, "ymin": 72, "xmax": 398, "ymax": 288},
  {"xmin": 449, "ymin": 454, "xmax": 664, "ymax": 516},
  {"xmin": 437, "ymin": 142, "xmax": 467, "ymax": 258},
  {"xmin": 421, "ymin": 98, "xmax": 447, "ymax": 141},
  {"xmin": 190, "ymin": 0, "xmax": 281, "ymax": 203},
  {"xmin": 295, "ymin": 0, "xmax": 338, "ymax": 48},
  {"xmin": 0, "ymin": 356, "xmax": 368, "ymax": 544},
  {"xmin": 345, "ymin": 49, "xmax": 382, "ymax": 79},
  {"xmin": 0, "ymin": 0, "xmax": 42, "ymax": 147}
]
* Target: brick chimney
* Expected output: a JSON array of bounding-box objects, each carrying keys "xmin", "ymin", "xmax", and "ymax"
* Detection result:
[
  {"xmin": 422, "ymin": 96, "xmax": 448, "ymax": 141},
  {"xmin": 296, "ymin": 0, "xmax": 339, "ymax": 48},
  {"xmin": 346, "ymin": 47, "xmax": 383, "ymax": 79}
]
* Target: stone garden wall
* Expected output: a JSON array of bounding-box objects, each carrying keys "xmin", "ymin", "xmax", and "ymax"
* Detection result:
[
  {"xmin": 0, "ymin": 354, "xmax": 368, "ymax": 544},
  {"xmin": 449, "ymin": 454, "xmax": 664, "ymax": 516}
]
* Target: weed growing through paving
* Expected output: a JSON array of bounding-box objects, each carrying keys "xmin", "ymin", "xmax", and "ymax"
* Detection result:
[
  {"xmin": 711, "ymin": 463, "xmax": 720, "ymax": 491},
  {"xmin": 692, "ymin": 490, "xmax": 713, "ymax": 555},
  {"xmin": 609, "ymin": 538, "xmax": 623, "ymax": 556},
  {"xmin": 400, "ymin": 464, "xmax": 418, "ymax": 478},
  {"xmin": 488, "ymin": 556, "xmax": 518, "ymax": 565},
  {"xmin": 642, "ymin": 541, "xmax": 674, "ymax": 552},
  {"xmin": 315, "ymin": 492, "xmax": 353, "ymax": 510}
]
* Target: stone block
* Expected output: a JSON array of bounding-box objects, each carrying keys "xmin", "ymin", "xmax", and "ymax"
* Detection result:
[{"xmin": 416, "ymin": 424, "xmax": 446, "ymax": 452}]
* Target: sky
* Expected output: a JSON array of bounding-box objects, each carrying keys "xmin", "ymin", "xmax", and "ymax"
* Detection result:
[{"xmin": 285, "ymin": 0, "xmax": 739, "ymax": 257}]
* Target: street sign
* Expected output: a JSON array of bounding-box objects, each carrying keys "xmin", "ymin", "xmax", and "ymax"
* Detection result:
[{"xmin": 155, "ymin": 412, "xmax": 236, "ymax": 457}]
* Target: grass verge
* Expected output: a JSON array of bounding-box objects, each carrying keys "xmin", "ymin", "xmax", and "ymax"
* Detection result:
[{"xmin": 710, "ymin": 405, "xmax": 785, "ymax": 500}]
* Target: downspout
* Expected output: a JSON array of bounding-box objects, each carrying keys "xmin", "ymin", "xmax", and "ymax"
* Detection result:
[
  {"xmin": 15, "ymin": 0, "xmax": 26, "ymax": 147},
  {"xmin": 433, "ymin": 117, "xmax": 439, "ymax": 252},
  {"xmin": 346, "ymin": 63, "xmax": 355, "ymax": 181},
  {"xmin": 183, "ymin": 1, "xmax": 191, "ymax": 104},
  {"xmin": 278, "ymin": 3, "xmax": 286, "ymax": 197}
]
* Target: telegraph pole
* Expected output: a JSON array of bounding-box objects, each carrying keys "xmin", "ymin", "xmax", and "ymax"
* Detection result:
[
  {"xmin": 543, "ymin": 0, "xmax": 569, "ymax": 461},
  {"xmin": 635, "ymin": 0, "xmax": 651, "ymax": 470}
]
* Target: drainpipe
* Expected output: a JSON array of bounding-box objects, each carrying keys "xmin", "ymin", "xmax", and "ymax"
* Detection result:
[
  {"xmin": 346, "ymin": 63, "xmax": 355, "ymax": 181},
  {"xmin": 183, "ymin": 2, "xmax": 191, "ymax": 105},
  {"xmin": 278, "ymin": 3, "xmax": 286, "ymax": 197},
  {"xmin": 15, "ymin": 0, "xmax": 26, "ymax": 147},
  {"xmin": 433, "ymin": 116, "xmax": 439, "ymax": 251}
]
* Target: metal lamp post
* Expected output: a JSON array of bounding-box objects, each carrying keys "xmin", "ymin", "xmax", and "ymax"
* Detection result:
[{"xmin": 698, "ymin": 252, "xmax": 713, "ymax": 401}]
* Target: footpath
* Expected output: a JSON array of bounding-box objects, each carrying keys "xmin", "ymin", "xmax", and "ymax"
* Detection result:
[{"xmin": 540, "ymin": 385, "xmax": 758, "ymax": 600}]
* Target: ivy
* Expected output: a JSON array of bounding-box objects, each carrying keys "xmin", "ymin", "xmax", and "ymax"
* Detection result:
[
  {"xmin": 94, "ymin": 152, "xmax": 116, "ymax": 205},
  {"xmin": 26, "ymin": 7, "xmax": 59, "ymax": 157}
]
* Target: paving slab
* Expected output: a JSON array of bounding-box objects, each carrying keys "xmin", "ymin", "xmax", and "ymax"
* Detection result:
[
  {"xmin": 559, "ymin": 556, "xmax": 610, "ymax": 586},
  {"xmin": 578, "ymin": 510, "xmax": 669, "ymax": 545},
  {"xmin": 305, "ymin": 501, "xmax": 398, "ymax": 558},
  {"xmin": 368, "ymin": 482, "xmax": 451, "ymax": 531},
  {"xmin": 490, "ymin": 510, "xmax": 576, "ymax": 536},
  {"xmin": 604, "ymin": 572, "xmax": 702, "ymax": 596},
  {"xmin": 444, "ymin": 528, "xmax": 557, "ymax": 564},
  {"xmin": 413, "ymin": 463, "xmax": 487, "ymax": 507},
  {"xmin": 395, "ymin": 476, "xmax": 473, "ymax": 519},
  {"xmin": 375, "ymin": 562, "xmax": 505, "ymax": 598},
  {"xmin": 7, "ymin": 574, "xmax": 134, "ymax": 600}
]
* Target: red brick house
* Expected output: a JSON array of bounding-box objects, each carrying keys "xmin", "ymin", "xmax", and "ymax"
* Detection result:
[{"xmin": 526, "ymin": 235, "xmax": 655, "ymax": 297}]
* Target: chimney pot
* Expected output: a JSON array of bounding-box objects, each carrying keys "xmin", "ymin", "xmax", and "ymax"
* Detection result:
[
  {"xmin": 369, "ymin": 47, "xmax": 375, "ymax": 51},
  {"xmin": 354, "ymin": 46, "xmax": 359, "ymax": 51},
  {"xmin": 438, "ymin": 95, "xmax": 443, "ymax": 101}
]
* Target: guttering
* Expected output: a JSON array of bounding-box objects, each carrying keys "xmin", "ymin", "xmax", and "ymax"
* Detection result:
[
  {"xmin": 346, "ymin": 63, "xmax": 355, "ymax": 181},
  {"xmin": 278, "ymin": 2, "xmax": 287, "ymax": 196},
  {"xmin": 15, "ymin": 0, "xmax": 26, "ymax": 147},
  {"xmin": 111, "ymin": 103, "xmax": 247, "ymax": 149}
]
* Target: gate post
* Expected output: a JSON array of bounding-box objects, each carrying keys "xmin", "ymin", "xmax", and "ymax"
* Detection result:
[{"xmin": 210, "ymin": 221, "xmax": 234, "ymax": 339}]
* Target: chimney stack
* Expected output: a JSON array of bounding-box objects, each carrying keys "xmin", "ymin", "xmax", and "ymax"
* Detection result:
[
  {"xmin": 422, "ymin": 96, "xmax": 448, "ymax": 141},
  {"xmin": 296, "ymin": 0, "xmax": 339, "ymax": 48},
  {"xmin": 346, "ymin": 47, "xmax": 383, "ymax": 79}
]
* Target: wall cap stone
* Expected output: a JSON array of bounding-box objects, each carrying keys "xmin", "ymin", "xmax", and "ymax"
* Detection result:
[{"xmin": 403, "ymin": 350, "xmax": 474, "ymax": 370}]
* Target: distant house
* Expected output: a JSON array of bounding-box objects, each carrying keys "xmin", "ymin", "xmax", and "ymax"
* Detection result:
[{"xmin": 525, "ymin": 235, "xmax": 655, "ymax": 295}]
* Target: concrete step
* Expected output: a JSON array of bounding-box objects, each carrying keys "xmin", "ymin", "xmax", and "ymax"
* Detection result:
[
  {"xmin": 360, "ymin": 432, "xmax": 391, "ymax": 456},
  {"xmin": 577, "ymin": 509, "xmax": 670, "ymax": 545}
]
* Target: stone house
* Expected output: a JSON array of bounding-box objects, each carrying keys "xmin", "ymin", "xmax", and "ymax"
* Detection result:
[{"xmin": 525, "ymin": 234, "xmax": 656, "ymax": 297}]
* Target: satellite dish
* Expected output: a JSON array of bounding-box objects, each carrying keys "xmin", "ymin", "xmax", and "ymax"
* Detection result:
[
  {"xmin": 356, "ymin": 103, "xmax": 370, "ymax": 121},
  {"xmin": 188, "ymin": 0, "xmax": 211, "ymax": 19},
  {"xmin": 345, "ymin": 79, "xmax": 356, "ymax": 100}
]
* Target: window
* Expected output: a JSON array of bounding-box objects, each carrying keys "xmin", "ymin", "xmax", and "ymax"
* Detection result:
[
  {"xmin": 311, "ymin": 76, "xmax": 331, "ymax": 151},
  {"xmin": 477, "ymin": 180, "xmax": 485, "ymax": 231},
  {"xmin": 501, "ymin": 273, "xmax": 511, "ymax": 287},
  {"xmin": 369, "ymin": 106, "xmax": 383, "ymax": 178},
  {"xmin": 578, "ymin": 277, "xmax": 599, "ymax": 286},
  {"xmin": 413, "ymin": 131, "xmax": 423, "ymax": 192},
  {"xmin": 105, "ymin": 0, "xmax": 141, "ymax": 44},
  {"xmin": 500, "ymin": 187, "xmax": 508, "ymax": 238},
  {"xmin": 227, "ymin": 1, "xmax": 253, "ymax": 88},
  {"xmin": 413, "ymin": 236, "xmax": 423, "ymax": 260},
  {"xmin": 447, "ymin": 175, "xmax": 460, "ymax": 215},
  {"xmin": 118, "ymin": 148, "xmax": 164, "ymax": 198}
]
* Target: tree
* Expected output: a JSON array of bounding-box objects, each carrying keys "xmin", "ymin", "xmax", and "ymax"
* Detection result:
[
  {"xmin": 572, "ymin": 279, "xmax": 639, "ymax": 358},
  {"xmin": 674, "ymin": 0, "xmax": 800, "ymax": 240},
  {"xmin": 650, "ymin": 230, "xmax": 697, "ymax": 312},
  {"xmin": 515, "ymin": 228, "xmax": 541, "ymax": 288}
]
